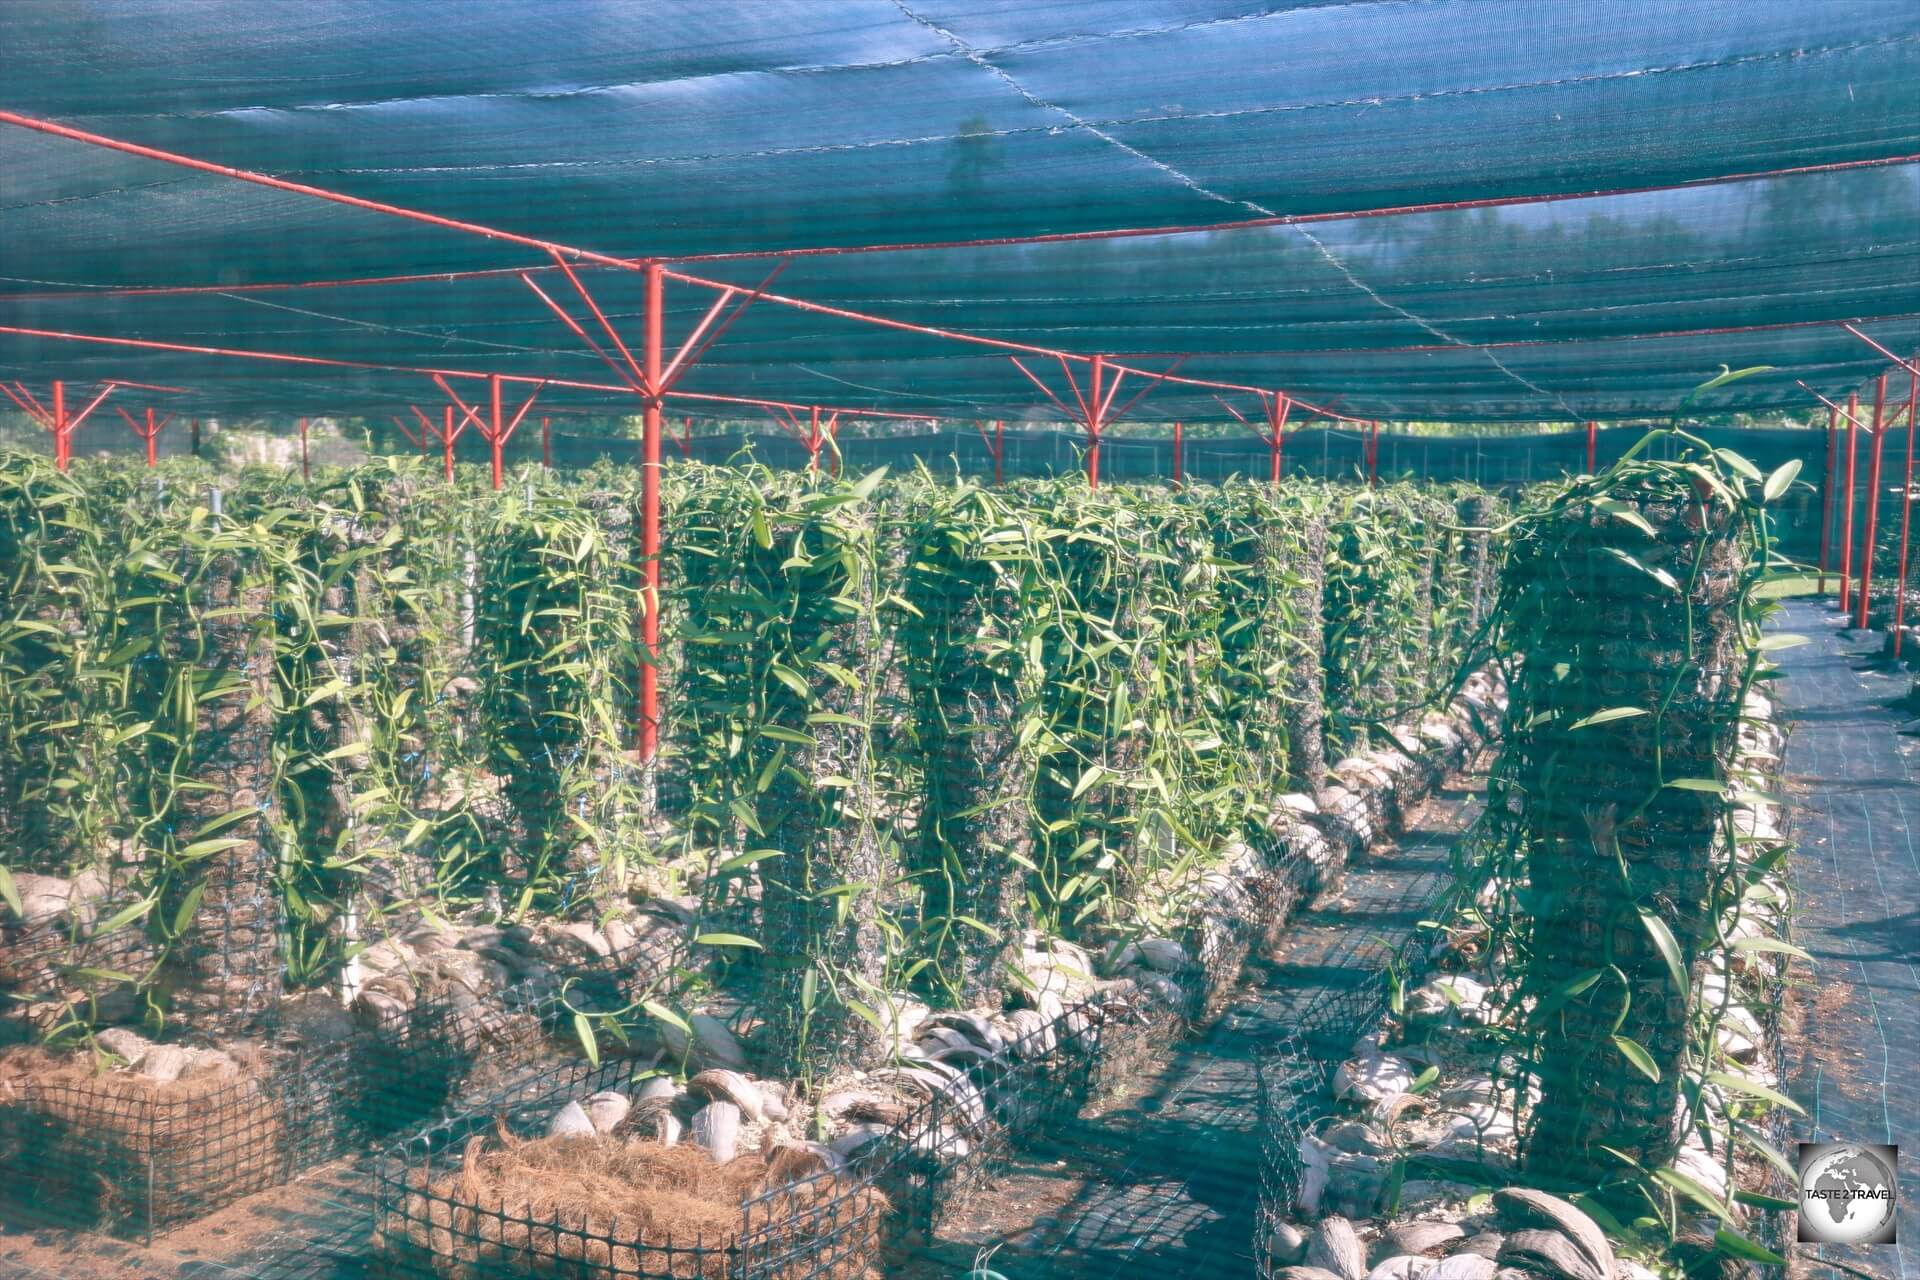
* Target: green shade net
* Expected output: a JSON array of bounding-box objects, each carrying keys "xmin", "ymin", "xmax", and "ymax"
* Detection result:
[{"xmin": 1, "ymin": 0, "xmax": 1917, "ymax": 423}]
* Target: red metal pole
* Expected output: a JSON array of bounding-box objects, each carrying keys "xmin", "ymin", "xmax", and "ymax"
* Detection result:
[
  {"xmin": 1367, "ymin": 421, "xmax": 1379, "ymax": 486},
  {"xmin": 1857, "ymin": 376, "xmax": 1889, "ymax": 631},
  {"xmin": 994, "ymin": 419, "xmax": 1005, "ymax": 488},
  {"xmin": 640, "ymin": 262, "xmax": 664, "ymax": 766},
  {"xmin": 1895, "ymin": 372, "xmax": 1919, "ymax": 657},
  {"xmin": 1173, "ymin": 420, "xmax": 1183, "ymax": 488},
  {"xmin": 542, "ymin": 416, "xmax": 552, "ymax": 470},
  {"xmin": 300, "ymin": 416, "xmax": 310, "ymax": 481},
  {"xmin": 808, "ymin": 405, "xmax": 821, "ymax": 472},
  {"xmin": 190, "ymin": 417, "xmax": 201, "ymax": 458},
  {"xmin": 1087, "ymin": 355, "xmax": 1104, "ymax": 489},
  {"xmin": 1585, "ymin": 420, "xmax": 1597, "ymax": 473},
  {"xmin": 1841, "ymin": 392, "xmax": 1860, "ymax": 614},
  {"xmin": 443, "ymin": 405, "xmax": 455, "ymax": 481},
  {"xmin": 145, "ymin": 407, "xmax": 159, "ymax": 468},
  {"xmin": 488, "ymin": 374, "xmax": 505, "ymax": 490},
  {"xmin": 52, "ymin": 381, "xmax": 67, "ymax": 470},
  {"xmin": 1819, "ymin": 406, "xmax": 1838, "ymax": 595}
]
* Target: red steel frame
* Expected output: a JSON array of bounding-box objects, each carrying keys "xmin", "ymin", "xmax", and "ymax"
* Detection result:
[
  {"xmin": 1819, "ymin": 405, "xmax": 1838, "ymax": 595},
  {"xmin": 1844, "ymin": 325, "xmax": 1920, "ymax": 651},
  {"xmin": 1585, "ymin": 420, "xmax": 1598, "ymax": 474},
  {"xmin": 1172, "ymin": 420, "xmax": 1183, "ymax": 488},
  {"xmin": 15, "ymin": 107, "xmax": 1920, "ymax": 762},
  {"xmin": 1896, "ymin": 372, "xmax": 1920, "ymax": 656},
  {"xmin": 114, "ymin": 403, "xmax": 175, "ymax": 467},
  {"xmin": 1212, "ymin": 391, "xmax": 1293, "ymax": 484},
  {"xmin": 767, "ymin": 405, "xmax": 842, "ymax": 473},
  {"xmin": 2, "ymin": 379, "xmax": 118, "ymax": 469},
  {"xmin": 1843, "ymin": 392, "xmax": 1860, "ymax": 616},
  {"xmin": 1856, "ymin": 376, "xmax": 1889, "ymax": 631},
  {"xmin": 972, "ymin": 420, "xmax": 1006, "ymax": 486}
]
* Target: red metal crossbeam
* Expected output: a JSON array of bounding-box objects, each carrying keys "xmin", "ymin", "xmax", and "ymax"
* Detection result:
[
  {"xmin": 1843, "ymin": 323, "xmax": 1920, "ymax": 378},
  {"xmin": 390, "ymin": 413, "xmax": 425, "ymax": 450},
  {"xmin": 1798, "ymin": 380, "xmax": 1875, "ymax": 432},
  {"xmin": 0, "ymin": 323, "xmax": 933, "ymax": 426}
]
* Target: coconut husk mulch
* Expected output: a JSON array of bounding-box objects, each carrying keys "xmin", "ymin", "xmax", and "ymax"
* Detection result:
[
  {"xmin": 0, "ymin": 1042, "xmax": 286, "ymax": 1232},
  {"xmin": 376, "ymin": 1126, "xmax": 886, "ymax": 1280}
]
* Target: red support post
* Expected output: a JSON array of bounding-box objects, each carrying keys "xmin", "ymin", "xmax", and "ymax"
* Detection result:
[
  {"xmin": 1585, "ymin": 420, "xmax": 1597, "ymax": 473},
  {"xmin": 640, "ymin": 262, "xmax": 664, "ymax": 767},
  {"xmin": 489, "ymin": 374, "xmax": 504, "ymax": 490},
  {"xmin": 52, "ymin": 381, "xmax": 66, "ymax": 469},
  {"xmin": 190, "ymin": 417, "xmax": 201, "ymax": 457},
  {"xmin": 1172, "ymin": 420, "xmax": 1183, "ymax": 488},
  {"xmin": 1087, "ymin": 354, "xmax": 1105, "ymax": 489},
  {"xmin": 1266, "ymin": 395, "xmax": 1293, "ymax": 485},
  {"xmin": 1856, "ymin": 375, "xmax": 1889, "ymax": 631},
  {"xmin": 808, "ymin": 405, "xmax": 822, "ymax": 472},
  {"xmin": 994, "ymin": 419, "xmax": 1004, "ymax": 488},
  {"xmin": 1841, "ymin": 392, "xmax": 1860, "ymax": 615},
  {"xmin": 300, "ymin": 416, "xmax": 310, "ymax": 481},
  {"xmin": 542, "ymin": 416, "xmax": 552, "ymax": 470},
  {"xmin": 1367, "ymin": 420, "xmax": 1380, "ymax": 486},
  {"xmin": 443, "ymin": 405, "xmax": 455, "ymax": 481},
  {"xmin": 115, "ymin": 404, "xmax": 173, "ymax": 466},
  {"xmin": 1819, "ymin": 406, "xmax": 1838, "ymax": 595},
  {"xmin": 1895, "ymin": 371, "xmax": 1919, "ymax": 656}
]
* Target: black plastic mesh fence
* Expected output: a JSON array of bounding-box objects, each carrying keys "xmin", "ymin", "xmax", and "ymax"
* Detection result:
[
  {"xmin": 371, "ymin": 1055, "xmax": 887, "ymax": 1280},
  {"xmin": 1253, "ymin": 1032, "xmax": 1325, "ymax": 1280}
]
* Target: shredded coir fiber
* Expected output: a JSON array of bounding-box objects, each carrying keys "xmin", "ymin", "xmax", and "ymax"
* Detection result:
[
  {"xmin": 377, "ymin": 1126, "xmax": 885, "ymax": 1280},
  {"xmin": 0, "ymin": 1044, "xmax": 284, "ymax": 1228}
]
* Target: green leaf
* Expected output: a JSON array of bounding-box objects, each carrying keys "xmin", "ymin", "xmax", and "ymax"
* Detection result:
[
  {"xmin": 1695, "ymin": 365, "xmax": 1774, "ymax": 394},
  {"xmin": 171, "ymin": 883, "xmax": 207, "ymax": 935},
  {"xmin": 1728, "ymin": 936, "xmax": 1813, "ymax": 964},
  {"xmin": 1665, "ymin": 777, "xmax": 1727, "ymax": 795},
  {"xmin": 718, "ymin": 849, "xmax": 782, "ymax": 874},
  {"xmin": 1611, "ymin": 1035, "xmax": 1661, "ymax": 1082},
  {"xmin": 1535, "ymin": 967, "xmax": 1606, "ymax": 1017},
  {"xmin": 1410, "ymin": 1065, "xmax": 1441, "ymax": 1095},
  {"xmin": 0, "ymin": 867, "xmax": 21, "ymax": 919},
  {"xmin": 1762, "ymin": 459, "xmax": 1802, "ymax": 502},
  {"xmin": 1733, "ymin": 1122, "xmax": 1798, "ymax": 1181},
  {"xmin": 1638, "ymin": 909, "xmax": 1690, "ymax": 994},
  {"xmin": 1071, "ymin": 765, "xmax": 1105, "ymax": 800},
  {"xmin": 693, "ymin": 932, "xmax": 763, "ymax": 950},
  {"xmin": 1754, "ymin": 633, "xmax": 1807, "ymax": 652},
  {"xmin": 643, "ymin": 1000, "xmax": 690, "ymax": 1037},
  {"xmin": 1652, "ymin": 1167, "xmax": 1737, "ymax": 1225},
  {"xmin": 1733, "ymin": 1190, "xmax": 1797, "ymax": 1213},
  {"xmin": 92, "ymin": 898, "xmax": 154, "ymax": 936},
  {"xmin": 769, "ymin": 663, "xmax": 811, "ymax": 700},
  {"xmin": 1712, "ymin": 1230, "xmax": 1785, "ymax": 1266},
  {"xmin": 1569, "ymin": 706, "xmax": 1648, "ymax": 730},
  {"xmin": 572, "ymin": 1011, "xmax": 600, "ymax": 1067},
  {"xmin": 1706, "ymin": 1070, "xmax": 1806, "ymax": 1116}
]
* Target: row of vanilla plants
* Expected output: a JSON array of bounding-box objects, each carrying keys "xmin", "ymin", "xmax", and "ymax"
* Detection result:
[{"xmin": 0, "ymin": 450, "xmax": 1500, "ymax": 1077}]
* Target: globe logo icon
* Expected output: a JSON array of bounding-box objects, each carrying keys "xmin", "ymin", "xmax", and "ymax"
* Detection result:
[{"xmin": 1798, "ymin": 1143, "xmax": 1899, "ymax": 1245}]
